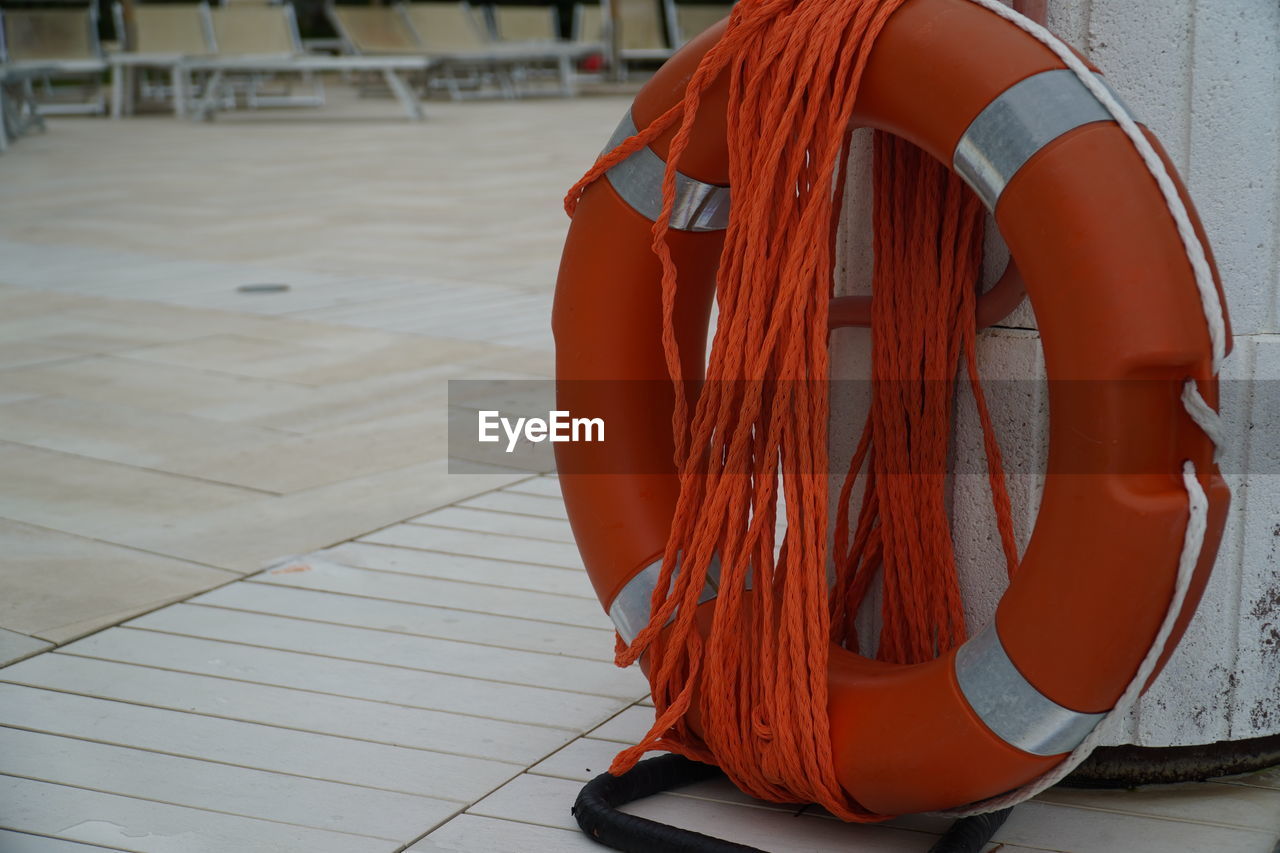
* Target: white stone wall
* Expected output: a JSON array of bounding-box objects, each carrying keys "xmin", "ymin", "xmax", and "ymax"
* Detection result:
[{"xmin": 830, "ymin": 0, "xmax": 1280, "ymax": 746}]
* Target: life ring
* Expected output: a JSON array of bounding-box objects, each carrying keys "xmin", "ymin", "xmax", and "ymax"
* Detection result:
[{"xmin": 553, "ymin": 0, "xmax": 1231, "ymax": 815}]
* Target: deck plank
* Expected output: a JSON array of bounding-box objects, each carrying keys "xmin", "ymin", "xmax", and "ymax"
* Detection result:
[
  {"xmin": 994, "ymin": 800, "xmax": 1276, "ymax": 853},
  {"xmin": 409, "ymin": 507, "xmax": 576, "ymax": 544},
  {"xmin": 122, "ymin": 603, "xmax": 641, "ymax": 699},
  {"xmin": 65, "ymin": 627, "xmax": 624, "ymax": 731},
  {"xmin": 0, "ymin": 684, "xmax": 517, "ymax": 802},
  {"xmin": 0, "ymin": 829, "xmax": 131, "ymax": 852},
  {"xmin": 502, "ymin": 478, "xmax": 563, "ymax": 499},
  {"xmin": 527, "ymin": 736, "xmax": 639, "ymax": 782},
  {"xmin": 588, "ymin": 705, "xmax": 655, "ymax": 744},
  {"xmin": 0, "ymin": 627, "xmax": 53, "ymax": 667},
  {"xmin": 1035, "ymin": 781, "xmax": 1280, "ymax": 834},
  {"xmin": 0, "ymin": 727, "xmax": 454, "ymax": 841},
  {"xmin": 249, "ymin": 559, "xmax": 611, "ymax": 629},
  {"xmin": 187, "ymin": 582, "xmax": 616, "ymax": 661},
  {"xmin": 0, "ymin": 776, "xmax": 391, "ymax": 853},
  {"xmin": 363, "ymin": 525, "xmax": 583, "ymax": 570},
  {"xmin": 318, "ymin": 541, "xmax": 593, "ymax": 598},
  {"xmin": 407, "ymin": 815, "xmax": 601, "ymax": 852},
  {"xmin": 458, "ymin": 491, "xmax": 569, "ymax": 520},
  {"xmin": 1, "ymin": 654, "xmax": 575, "ymax": 764}
]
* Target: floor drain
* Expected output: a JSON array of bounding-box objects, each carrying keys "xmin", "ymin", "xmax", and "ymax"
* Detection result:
[{"xmin": 237, "ymin": 283, "xmax": 291, "ymax": 293}]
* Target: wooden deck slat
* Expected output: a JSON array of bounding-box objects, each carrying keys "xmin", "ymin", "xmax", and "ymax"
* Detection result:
[
  {"xmin": 528, "ymin": 736, "xmax": 655, "ymax": 783},
  {"xmin": 0, "ymin": 684, "xmax": 518, "ymax": 802},
  {"xmin": 996, "ymin": 800, "xmax": 1277, "ymax": 853},
  {"xmin": 458, "ymin": 491, "xmax": 569, "ymax": 520},
  {"xmin": 363, "ymin": 525, "xmax": 583, "ymax": 570},
  {"xmin": 249, "ymin": 559, "xmax": 612, "ymax": 630},
  {"xmin": 0, "ymin": 776, "xmax": 391, "ymax": 853},
  {"xmin": 588, "ymin": 705, "xmax": 655, "ymax": 744},
  {"xmin": 0, "ymin": 654, "xmax": 577, "ymax": 765},
  {"xmin": 122, "ymin": 603, "xmax": 641, "ymax": 699},
  {"xmin": 408, "ymin": 506, "xmax": 576, "ymax": 544},
  {"xmin": 0, "ymin": 830, "xmax": 128, "ymax": 852},
  {"xmin": 502, "ymin": 478, "xmax": 563, "ymax": 499},
  {"xmin": 1035, "ymin": 782, "xmax": 1280, "ymax": 834},
  {"xmin": 65, "ymin": 627, "xmax": 625, "ymax": 731},
  {"xmin": 0, "ymin": 628, "xmax": 55, "ymax": 667},
  {"xmin": 406, "ymin": 814, "xmax": 602, "ymax": 852},
  {"xmin": 465, "ymin": 773, "xmax": 590, "ymax": 833},
  {"xmin": 318, "ymin": 541, "xmax": 593, "ymax": 598},
  {"xmin": 0, "ymin": 727, "xmax": 454, "ymax": 842},
  {"xmin": 188, "ymin": 582, "xmax": 616, "ymax": 662}
]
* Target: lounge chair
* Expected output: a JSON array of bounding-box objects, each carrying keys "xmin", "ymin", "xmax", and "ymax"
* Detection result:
[
  {"xmin": 210, "ymin": 4, "xmax": 302, "ymax": 56},
  {"xmin": 491, "ymin": 4, "xmax": 600, "ymax": 95},
  {"xmin": 492, "ymin": 4, "xmax": 558, "ymax": 42},
  {"xmin": 108, "ymin": 3, "xmax": 215, "ymax": 117},
  {"xmin": 208, "ymin": 3, "xmax": 325, "ymax": 107},
  {"xmin": 328, "ymin": 4, "xmax": 424, "ymax": 54},
  {"xmin": 574, "ymin": 0, "xmax": 672, "ymax": 77},
  {"xmin": 572, "ymin": 3, "xmax": 603, "ymax": 46},
  {"xmin": 0, "ymin": 65, "xmax": 49, "ymax": 150},
  {"xmin": 399, "ymin": 2, "xmax": 597, "ymax": 97},
  {"xmin": 0, "ymin": 6, "xmax": 108, "ymax": 114},
  {"xmin": 183, "ymin": 4, "xmax": 432, "ymax": 120},
  {"xmin": 672, "ymin": 3, "xmax": 731, "ymax": 46}
]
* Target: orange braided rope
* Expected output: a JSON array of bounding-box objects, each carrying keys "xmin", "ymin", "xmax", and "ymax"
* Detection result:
[
  {"xmin": 565, "ymin": 0, "xmax": 1019, "ymax": 820},
  {"xmin": 832, "ymin": 134, "xmax": 1020, "ymax": 662}
]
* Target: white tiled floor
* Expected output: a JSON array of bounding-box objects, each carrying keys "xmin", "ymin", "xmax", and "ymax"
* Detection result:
[
  {"xmin": 0, "ymin": 476, "xmax": 637, "ymax": 851},
  {"xmin": 2, "ymin": 474, "xmax": 1277, "ymax": 852}
]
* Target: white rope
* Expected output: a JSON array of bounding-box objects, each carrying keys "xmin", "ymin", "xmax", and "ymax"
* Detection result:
[
  {"xmin": 1182, "ymin": 378, "xmax": 1225, "ymax": 463},
  {"xmin": 963, "ymin": 0, "xmax": 1228, "ymax": 374},
  {"xmin": 939, "ymin": 460, "xmax": 1209, "ymax": 816},
  {"xmin": 933, "ymin": 0, "xmax": 1229, "ymax": 816}
]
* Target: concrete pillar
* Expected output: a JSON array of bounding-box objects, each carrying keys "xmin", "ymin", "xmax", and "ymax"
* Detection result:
[{"xmin": 830, "ymin": 0, "xmax": 1279, "ymax": 774}]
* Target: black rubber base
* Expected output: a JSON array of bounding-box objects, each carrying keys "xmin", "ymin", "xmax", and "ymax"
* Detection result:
[
  {"xmin": 572, "ymin": 754, "xmax": 1011, "ymax": 853},
  {"xmin": 1065, "ymin": 734, "xmax": 1280, "ymax": 788}
]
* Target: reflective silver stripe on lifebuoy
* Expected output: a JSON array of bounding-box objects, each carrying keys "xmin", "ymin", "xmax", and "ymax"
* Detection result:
[
  {"xmin": 954, "ymin": 622, "xmax": 1106, "ymax": 756},
  {"xmin": 603, "ymin": 111, "xmax": 731, "ymax": 232},
  {"xmin": 953, "ymin": 68, "xmax": 1134, "ymax": 210},
  {"xmin": 608, "ymin": 555, "xmax": 732, "ymax": 643}
]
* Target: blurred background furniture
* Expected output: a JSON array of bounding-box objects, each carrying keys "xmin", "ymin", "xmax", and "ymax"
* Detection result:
[
  {"xmin": 205, "ymin": 2, "xmax": 325, "ymax": 109},
  {"xmin": 573, "ymin": 0, "xmax": 669, "ymax": 79},
  {"xmin": 183, "ymin": 51, "xmax": 431, "ymax": 118},
  {"xmin": 670, "ymin": 1, "xmax": 729, "ymax": 46},
  {"xmin": 0, "ymin": 63, "xmax": 50, "ymax": 149},
  {"xmin": 330, "ymin": 1, "xmax": 596, "ymax": 99},
  {"xmin": 491, "ymin": 3, "xmax": 556, "ymax": 41},
  {"xmin": 0, "ymin": 5, "xmax": 107, "ymax": 114},
  {"xmin": 174, "ymin": 0, "xmax": 432, "ymax": 119},
  {"xmin": 109, "ymin": 2, "xmax": 215, "ymax": 117}
]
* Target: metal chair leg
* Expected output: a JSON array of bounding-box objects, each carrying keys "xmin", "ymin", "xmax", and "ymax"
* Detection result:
[{"xmin": 381, "ymin": 68, "xmax": 423, "ymax": 120}]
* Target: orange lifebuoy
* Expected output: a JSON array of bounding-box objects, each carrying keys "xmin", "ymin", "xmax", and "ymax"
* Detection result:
[{"xmin": 554, "ymin": 0, "xmax": 1231, "ymax": 815}]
